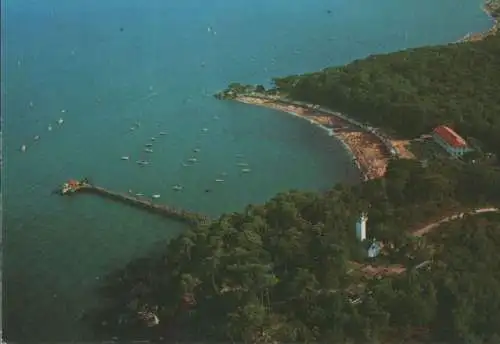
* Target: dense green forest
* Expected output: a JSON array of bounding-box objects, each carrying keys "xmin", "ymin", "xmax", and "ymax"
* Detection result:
[
  {"xmin": 88, "ymin": 158, "xmax": 500, "ymax": 343},
  {"xmin": 272, "ymin": 34, "xmax": 500, "ymax": 158}
]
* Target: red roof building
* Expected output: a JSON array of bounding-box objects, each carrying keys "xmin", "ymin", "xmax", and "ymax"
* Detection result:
[
  {"xmin": 432, "ymin": 125, "xmax": 472, "ymax": 157},
  {"xmin": 432, "ymin": 125, "xmax": 467, "ymax": 148}
]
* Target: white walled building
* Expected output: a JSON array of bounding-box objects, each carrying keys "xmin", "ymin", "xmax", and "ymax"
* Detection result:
[
  {"xmin": 432, "ymin": 125, "xmax": 473, "ymax": 158},
  {"xmin": 356, "ymin": 213, "xmax": 368, "ymax": 241}
]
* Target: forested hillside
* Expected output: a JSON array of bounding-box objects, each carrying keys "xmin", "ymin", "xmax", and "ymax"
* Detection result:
[
  {"xmin": 87, "ymin": 159, "xmax": 500, "ymax": 343},
  {"xmin": 273, "ymin": 35, "xmax": 500, "ymax": 157}
]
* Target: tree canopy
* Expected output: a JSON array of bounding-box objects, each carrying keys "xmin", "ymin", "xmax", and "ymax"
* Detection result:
[
  {"xmin": 272, "ymin": 35, "xmax": 500, "ymax": 158},
  {"xmin": 87, "ymin": 158, "xmax": 500, "ymax": 343}
]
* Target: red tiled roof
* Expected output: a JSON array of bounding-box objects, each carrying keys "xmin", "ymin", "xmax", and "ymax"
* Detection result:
[{"xmin": 433, "ymin": 125, "xmax": 467, "ymax": 148}]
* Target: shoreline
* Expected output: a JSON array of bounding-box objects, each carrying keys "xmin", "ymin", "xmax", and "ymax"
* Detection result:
[
  {"xmin": 458, "ymin": 0, "xmax": 499, "ymax": 42},
  {"xmin": 233, "ymin": 95, "xmax": 391, "ymax": 181}
]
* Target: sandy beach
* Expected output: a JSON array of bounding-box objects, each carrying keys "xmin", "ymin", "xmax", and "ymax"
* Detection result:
[{"xmin": 234, "ymin": 95, "xmax": 392, "ymax": 180}]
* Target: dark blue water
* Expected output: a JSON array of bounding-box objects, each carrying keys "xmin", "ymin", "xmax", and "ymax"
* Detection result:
[{"xmin": 1, "ymin": 0, "xmax": 492, "ymax": 341}]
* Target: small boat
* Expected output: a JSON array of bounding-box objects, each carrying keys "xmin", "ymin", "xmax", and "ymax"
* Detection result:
[
  {"xmin": 215, "ymin": 179, "xmax": 224, "ymax": 182},
  {"xmin": 237, "ymin": 162, "xmax": 249, "ymax": 167},
  {"xmin": 48, "ymin": 125, "xmax": 52, "ymax": 131},
  {"xmin": 172, "ymin": 185, "xmax": 183, "ymax": 191},
  {"xmin": 202, "ymin": 128, "xmax": 208, "ymax": 132},
  {"xmin": 20, "ymin": 145, "xmax": 27, "ymax": 152},
  {"xmin": 135, "ymin": 193, "xmax": 144, "ymax": 196},
  {"xmin": 193, "ymin": 148, "xmax": 200, "ymax": 153},
  {"xmin": 159, "ymin": 131, "xmax": 167, "ymax": 136},
  {"xmin": 213, "ymin": 115, "xmax": 219, "ymax": 120},
  {"xmin": 152, "ymin": 194, "xmax": 161, "ymax": 199},
  {"xmin": 241, "ymin": 168, "xmax": 251, "ymax": 173},
  {"xmin": 121, "ymin": 156, "xmax": 129, "ymax": 160},
  {"xmin": 182, "ymin": 163, "xmax": 189, "ymax": 167},
  {"xmin": 220, "ymin": 172, "xmax": 227, "ymax": 176},
  {"xmin": 57, "ymin": 118, "xmax": 64, "ymax": 124},
  {"xmin": 128, "ymin": 189, "xmax": 133, "ymax": 193},
  {"xmin": 187, "ymin": 157, "xmax": 197, "ymax": 163},
  {"xmin": 29, "ymin": 101, "xmax": 34, "ymax": 108},
  {"xmin": 34, "ymin": 135, "xmax": 40, "ymax": 141},
  {"xmin": 151, "ymin": 137, "xmax": 156, "ymax": 141},
  {"xmin": 61, "ymin": 109, "xmax": 66, "ymax": 113},
  {"xmin": 130, "ymin": 127, "xmax": 136, "ymax": 131},
  {"xmin": 136, "ymin": 160, "xmax": 150, "ymax": 166},
  {"xmin": 145, "ymin": 143, "xmax": 153, "ymax": 147},
  {"xmin": 144, "ymin": 148, "xmax": 153, "ymax": 153}
]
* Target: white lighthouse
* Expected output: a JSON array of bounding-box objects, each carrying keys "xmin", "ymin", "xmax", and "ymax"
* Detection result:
[{"xmin": 356, "ymin": 213, "xmax": 368, "ymax": 241}]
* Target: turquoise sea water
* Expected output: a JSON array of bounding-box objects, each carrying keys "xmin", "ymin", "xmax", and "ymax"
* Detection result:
[{"xmin": 1, "ymin": 0, "xmax": 492, "ymax": 341}]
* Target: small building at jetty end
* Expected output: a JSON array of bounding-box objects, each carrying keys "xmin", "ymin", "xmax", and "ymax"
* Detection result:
[{"xmin": 432, "ymin": 125, "xmax": 473, "ymax": 158}]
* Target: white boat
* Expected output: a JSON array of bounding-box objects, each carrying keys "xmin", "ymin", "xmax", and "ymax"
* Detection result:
[
  {"xmin": 237, "ymin": 162, "xmax": 249, "ymax": 167},
  {"xmin": 193, "ymin": 148, "xmax": 200, "ymax": 153},
  {"xmin": 135, "ymin": 193, "xmax": 144, "ymax": 196},
  {"xmin": 202, "ymin": 128, "xmax": 208, "ymax": 132},
  {"xmin": 159, "ymin": 131, "xmax": 167, "ymax": 135},
  {"xmin": 21, "ymin": 145, "xmax": 27, "ymax": 152},
  {"xmin": 128, "ymin": 189, "xmax": 133, "ymax": 193},
  {"xmin": 57, "ymin": 118, "xmax": 64, "ymax": 124},
  {"xmin": 215, "ymin": 179, "xmax": 224, "ymax": 182},
  {"xmin": 144, "ymin": 148, "xmax": 153, "ymax": 153},
  {"xmin": 136, "ymin": 160, "xmax": 150, "ymax": 165},
  {"xmin": 121, "ymin": 156, "xmax": 129, "ymax": 160},
  {"xmin": 241, "ymin": 168, "xmax": 251, "ymax": 173},
  {"xmin": 130, "ymin": 127, "xmax": 136, "ymax": 131},
  {"xmin": 152, "ymin": 194, "xmax": 161, "ymax": 199},
  {"xmin": 61, "ymin": 109, "xmax": 66, "ymax": 113},
  {"xmin": 145, "ymin": 143, "xmax": 153, "ymax": 147},
  {"xmin": 34, "ymin": 135, "xmax": 40, "ymax": 141},
  {"xmin": 151, "ymin": 137, "xmax": 156, "ymax": 141},
  {"xmin": 187, "ymin": 157, "xmax": 197, "ymax": 163},
  {"xmin": 172, "ymin": 185, "xmax": 183, "ymax": 191},
  {"xmin": 48, "ymin": 125, "xmax": 52, "ymax": 131}
]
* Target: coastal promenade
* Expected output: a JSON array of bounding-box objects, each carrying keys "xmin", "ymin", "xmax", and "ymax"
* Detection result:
[{"xmin": 230, "ymin": 93, "xmax": 401, "ymax": 180}]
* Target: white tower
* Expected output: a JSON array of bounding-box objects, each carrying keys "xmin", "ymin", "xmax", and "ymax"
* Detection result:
[{"xmin": 356, "ymin": 213, "xmax": 368, "ymax": 241}]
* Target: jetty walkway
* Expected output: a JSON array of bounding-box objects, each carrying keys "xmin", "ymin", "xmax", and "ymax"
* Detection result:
[{"xmin": 61, "ymin": 180, "xmax": 210, "ymax": 226}]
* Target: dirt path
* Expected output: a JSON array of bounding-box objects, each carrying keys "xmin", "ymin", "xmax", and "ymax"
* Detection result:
[{"xmin": 356, "ymin": 207, "xmax": 499, "ymax": 277}]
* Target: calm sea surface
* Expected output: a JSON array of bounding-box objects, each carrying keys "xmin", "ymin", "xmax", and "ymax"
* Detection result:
[{"xmin": 1, "ymin": 0, "xmax": 492, "ymax": 341}]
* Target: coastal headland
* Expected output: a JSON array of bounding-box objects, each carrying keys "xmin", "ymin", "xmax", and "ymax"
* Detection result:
[{"xmin": 86, "ymin": 2, "xmax": 500, "ymax": 343}]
